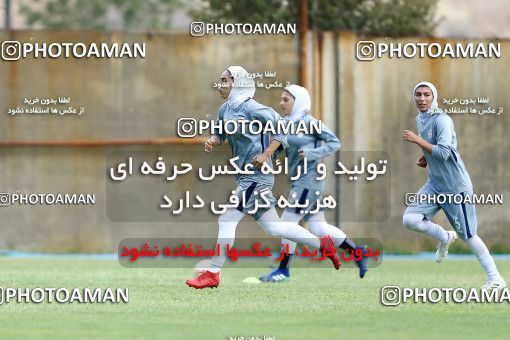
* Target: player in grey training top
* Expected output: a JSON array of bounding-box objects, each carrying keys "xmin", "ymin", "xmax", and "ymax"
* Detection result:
[
  {"xmin": 186, "ymin": 67, "xmax": 340, "ymax": 289},
  {"xmin": 259, "ymin": 85, "xmax": 368, "ymax": 283},
  {"xmin": 402, "ymin": 81, "xmax": 505, "ymax": 290}
]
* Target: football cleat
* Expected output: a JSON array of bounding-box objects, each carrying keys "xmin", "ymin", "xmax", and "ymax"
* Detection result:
[
  {"xmin": 186, "ymin": 270, "xmax": 220, "ymax": 289},
  {"xmin": 259, "ymin": 268, "xmax": 290, "ymax": 283},
  {"xmin": 436, "ymin": 231, "xmax": 457, "ymax": 263},
  {"xmin": 320, "ymin": 235, "xmax": 340, "ymax": 270},
  {"xmin": 482, "ymin": 276, "xmax": 507, "ymax": 291},
  {"xmin": 354, "ymin": 245, "xmax": 368, "ymax": 279}
]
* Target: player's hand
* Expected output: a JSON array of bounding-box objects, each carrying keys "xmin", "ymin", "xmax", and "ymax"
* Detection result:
[
  {"xmin": 252, "ymin": 153, "xmax": 269, "ymax": 169},
  {"xmin": 204, "ymin": 136, "xmax": 220, "ymax": 153},
  {"xmin": 298, "ymin": 149, "xmax": 305, "ymax": 160},
  {"xmin": 403, "ymin": 130, "xmax": 420, "ymax": 143},
  {"xmin": 417, "ymin": 155, "xmax": 427, "ymax": 168}
]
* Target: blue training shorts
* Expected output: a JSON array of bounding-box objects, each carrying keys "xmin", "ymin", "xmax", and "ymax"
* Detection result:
[{"xmin": 404, "ymin": 180, "xmax": 477, "ymax": 240}]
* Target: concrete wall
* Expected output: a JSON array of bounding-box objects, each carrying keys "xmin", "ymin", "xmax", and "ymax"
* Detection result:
[
  {"xmin": 326, "ymin": 33, "xmax": 510, "ymax": 252},
  {"xmin": 0, "ymin": 30, "xmax": 508, "ymax": 252}
]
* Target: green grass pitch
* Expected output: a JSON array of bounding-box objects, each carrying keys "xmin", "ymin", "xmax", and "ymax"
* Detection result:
[{"xmin": 0, "ymin": 258, "xmax": 509, "ymax": 339}]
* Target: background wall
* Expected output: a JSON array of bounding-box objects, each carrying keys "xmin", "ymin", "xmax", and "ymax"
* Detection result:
[{"xmin": 0, "ymin": 31, "xmax": 508, "ymax": 252}]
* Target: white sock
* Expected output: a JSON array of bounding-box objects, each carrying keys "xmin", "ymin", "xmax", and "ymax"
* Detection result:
[
  {"xmin": 209, "ymin": 208, "xmax": 245, "ymax": 271},
  {"xmin": 279, "ymin": 210, "xmax": 304, "ymax": 254},
  {"xmin": 306, "ymin": 211, "xmax": 347, "ymax": 247},
  {"xmin": 403, "ymin": 213, "xmax": 448, "ymax": 243},
  {"xmin": 257, "ymin": 207, "xmax": 320, "ymax": 249},
  {"xmin": 465, "ymin": 235, "xmax": 501, "ymax": 281}
]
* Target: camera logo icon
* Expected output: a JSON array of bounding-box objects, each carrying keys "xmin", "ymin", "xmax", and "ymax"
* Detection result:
[
  {"xmin": 190, "ymin": 22, "xmax": 206, "ymax": 37},
  {"xmin": 381, "ymin": 286, "xmax": 401, "ymax": 306},
  {"xmin": 356, "ymin": 41, "xmax": 376, "ymax": 61},
  {"xmin": 1, "ymin": 41, "xmax": 21, "ymax": 61},
  {"xmin": 404, "ymin": 193, "xmax": 418, "ymax": 207},
  {"xmin": 177, "ymin": 118, "xmax": 198, "ymax": 138},
  {"xmin": 0, "ymin": 193, "xmax": 11, "ymax": 206}
]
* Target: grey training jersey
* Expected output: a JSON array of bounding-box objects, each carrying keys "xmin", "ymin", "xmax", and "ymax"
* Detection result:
[
  {"xmin": 416, "ymin": 111, "xmax": 472, "ymax": 193},
  {"xmin": 214, "ymin": 98, "xmax": 287, "ymax": 185},
  {"xmin": 284, "ymin": 114, "xmax": 340, "ymax": 191}
]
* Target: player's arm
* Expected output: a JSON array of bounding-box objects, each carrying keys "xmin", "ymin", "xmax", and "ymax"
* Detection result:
[
  {"xmin": 205, "ymin": 108, "xmax": 226, "ymax": 153},
  {"xmin": 417, "ymin": 155, "xmax": 427, "ymax": 168},
  {"xmin": 402, "ymin": 130, "xmax": 433, "ymax": 154},
  {"xmin": 251, "ymin": 104, "xmax": 288, "ymax": 169},
  {"xmin": 429, "ymin": 116, "xmax": 454, "ymax": 161},
  {"xmin": 274, "ymin": 143, "xmax": 285, "ymax": 158},
  {"xmin": 403, "ymin": 117, "xmax": 453, "ymax": 161},
  {"xmin": 251, "ymin": 104, "xmax": 288, "ymax": 148},
  {"xmin": 299, "ymin": 121, "xmax": 340, "ymax": 161},
  {"xmin": 204, "ymin": 135, "xmax": 221, "ymax": 153},
  {"xmin": 253, "ymin": 139, "xmax": 282, "ymax": 169}
]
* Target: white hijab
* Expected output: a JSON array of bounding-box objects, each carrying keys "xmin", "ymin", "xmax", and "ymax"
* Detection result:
[
  {"xmin": 413, "ymin": 81, "xmax": 441, "ymax": 116},
  {"xmin": 284, "ymin": 84, "xmax": 311, "ymax": 121},
  {"xmin": 226, "ymin": 66, "xmax": 256, "ymax": 109}
]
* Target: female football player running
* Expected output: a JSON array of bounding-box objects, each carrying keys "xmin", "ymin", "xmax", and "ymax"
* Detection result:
[
  {"xmin": 259, "ymin": 85, "xmax": 367, "ymax": 283},
  {"xmin": 403, "ymin": 81, "xmax": 505, "ymax": 290},
  {"xmin": 186, "ymin": 67, "xmax": 340, "ymax": 289}
]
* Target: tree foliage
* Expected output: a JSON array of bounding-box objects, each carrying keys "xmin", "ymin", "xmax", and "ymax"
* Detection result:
[
  {"xmin": 190, "ymin": 0, "xmax": 439, "ymax": 36},
  {"xmin": 19, "ymin": 0, "xmax": 182, "ymax": 31}
]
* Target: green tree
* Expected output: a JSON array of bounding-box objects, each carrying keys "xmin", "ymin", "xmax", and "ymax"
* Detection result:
[
  {"xmin": 19, "ymin": 0, "xmax": 183, "ymax": 31},
  {"xmin": 190, "ymin": 0, "xmax": 439, "ymax": 37},
  {"xmin": 188, "ymin": 0, "xmax": 299, "ymax": 25}
]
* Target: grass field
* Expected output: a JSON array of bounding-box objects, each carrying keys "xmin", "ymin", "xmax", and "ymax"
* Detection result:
[{"xmin": 0, "ymin": 258, "xmax": 509, "ymax": 339}]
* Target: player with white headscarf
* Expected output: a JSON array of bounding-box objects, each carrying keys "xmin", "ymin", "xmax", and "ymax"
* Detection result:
[
  {"xmin": 186, "ymin": 67, "xmax": 340, "ymax": 289},
  {"xmin": 402, "ymin": 81, "xmax": 505, "ymax": 290},
  {"xmin": 259, "ymin": 84, "xmax": 368, "ymax": 282}
]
